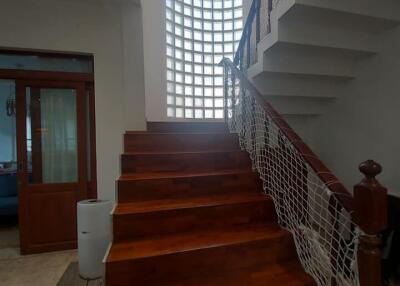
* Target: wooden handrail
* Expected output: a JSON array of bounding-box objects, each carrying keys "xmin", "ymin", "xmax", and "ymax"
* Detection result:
[
  {"xmin": 220, "ymin": 58, "xmax": 354, "ymax": 212},
  {"xmin": 234, "ymin": 0, "xmax": 260, "ymax": 66}
]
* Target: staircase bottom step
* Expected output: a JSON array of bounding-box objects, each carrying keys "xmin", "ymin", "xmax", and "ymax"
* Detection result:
[
  {"xmin": 164, "ymin": 261, "xmax": 315, "ymax": 286},
  {"xmin": 106, "ymin": 224, "xmax": 300, "ymax": 286}
]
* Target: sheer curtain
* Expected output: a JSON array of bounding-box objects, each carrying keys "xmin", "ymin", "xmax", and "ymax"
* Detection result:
[{"xmin": 40, "ymin": 89, "xmax": 78, "ymax": 183}]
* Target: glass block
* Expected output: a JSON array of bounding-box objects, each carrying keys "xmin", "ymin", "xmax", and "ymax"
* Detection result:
[
  {"xmin": 185, "ymin": 52, "xmax": 192, "ymax": 61},
  {"xmin": 195, "ymin": 98, "xmax": 203, "ymax": 107},
  {"xmin": 176, "ymin": 84, "xmax": 183, "ymax": 94},
  {"xmin": 184, "ymin": 40, "xmax": 192, "ymax": 50},
  {"xmin": 204, "ymin": 87, "xmax": 213, "ymax": 96},
  {"xmin": 204, "ymin": 76, "xmax": 213, "ymax": 85},
  {"xmin": 176, "ymin": 107, "xmax": 184, "ymax": 118},
  {"xmin": 176, "ymin": 96, "xmax": 184, "ymax": 106},
  {"xmin": 214, "ymin": 21, "xmax": 223, "ymax": 31},
  {"xmin": 195, "ymin": 109, "xmax": 203, "ymax": 118},
  {"xmin": 204, "ymin": 10, "xmax": 212, "ymax": 20},
  {"xmin": 185, "ymin": 108, "xmax": 194, "ymax": 118},
  {"xmin": 203, "ymin": 0, "xmax": 212, "ymax": 9},
  {"xmin": 184, "ymin": 6, "xmax": 192, "ymax": 16},
  {"xmin": 194, "ymin": 65, "xmax": 202, "ymax": 74},
  {"xmin": 205, "ymin": 98, "xmax": 213, "ymax": 107},
  {"xmin": 215, "ymin": 109, "xmax": 224, "ymax": 118},
  {"xmin": 205, "ymin": 109, "xmax": 213, "ymax": 118},
  {"xmin": 234, "ymin": 8, "xmax": 242, "ymax": 18},
  {"xmin": 195, "ymin": 87, "xmax": 203, "ymax": 96},
  {"xmin": 185, "ymin": 75, "xmax": 193, "ymax": 84},
  {"xmin": 214, "ymin": 0, "xmax": 222, "ymax": 9},
  {"xmin": 193, "ymin": 8, "xmax": 202, "ymax": 18},
  {"xmin": 175, "ymin": 2, "xmax": 182, "ymax": 12},
  {"xmin": 194, "ymin": 19, "xmax": 202, "ymax": 29},
  {"xmin": 167, "ymin": 95, "xmax": 175, "ymax": 105},
  {"xmin": 185, "ymin": 97, "xmax": 194, "ymax": 107},
  {"xmin": 204, "ymin": 21, "xmax": 212, "ymax": 30},
  {"xmin": 194, "ymin": 31, "xmax": 202, "ymax": 41},
  {"xmin": 194, "ymin": 42, "xmax": 202, "ymax": 52},
  {"xmin": 224, "ymin": 10, "xmax": 233, "ymax": 20},
  {"xmin": 193, "ymin": 0, "xmax": 201, "ymax": 7},
  {"xmin": 194, "ymin": 53, "xmax": 202, "ymax": 63},
  {"xmin": 185, "ymin": 86, "xmax": 193, "ymax": 95},
  {"xmin": 175, "ymin": 14, "xmax": 183, "ymax": 25},
  {"xmin": 167, "ymin": 107, "xmax": 175, "ymax": 117},
  {"xmin": 166, "ymin": 9, "xmax": 173, "ymax": 20},
  {"xmin": 204, "ymin": 65, "xmax": 213, "ymax": 74},
  {"xmin": 215, "ymin": 98, "xmax": 224, "ymax": 107},
  {"xmin": 185, "ymin": 63, "xmax": 192, "ymax": 72},
  {"xmin": 184, "ymin": 17, "xmax": 192, "ymax": 27},
  {"xmin": 194, "ymin": 76, "xmax": 203, "ymax": 85},
  {"xmin": 204, "ymin": 43, "xmax": 212, "ymax": 53}
]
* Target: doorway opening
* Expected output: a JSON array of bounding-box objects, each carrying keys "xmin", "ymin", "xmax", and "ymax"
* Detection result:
[{"xmin": 0, "ymin": 49, "xmax": 96, "ymax": 255}]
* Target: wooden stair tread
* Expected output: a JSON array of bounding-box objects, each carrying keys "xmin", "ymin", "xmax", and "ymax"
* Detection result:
[
  {"xmin": 118, "ymin": 169, "xmax": 257, "ymax": 181},
  {"xmin": 106, "ymin": 223, "xmax": 287, "ymax": 262},
  {"xmin": 164, "ymin": 261, "xmax": 315, "ymax": 286},
  {"xmin": 123, "ymin": 150, "xmax": 245, "ymax": 155},
  {"xmin": 114, "ymin": 192, "xmax": 270, "ymax": 215}
]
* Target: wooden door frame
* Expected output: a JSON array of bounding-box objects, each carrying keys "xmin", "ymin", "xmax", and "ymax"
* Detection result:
[{"xmin": 0, "ymin": 50, "xmax": 97, "ymax": 253}]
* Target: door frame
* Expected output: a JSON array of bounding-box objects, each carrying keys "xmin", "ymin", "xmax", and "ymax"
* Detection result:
[{"xmin": 0, "ymin": 49, "xmax": 97, "ymax": 254}]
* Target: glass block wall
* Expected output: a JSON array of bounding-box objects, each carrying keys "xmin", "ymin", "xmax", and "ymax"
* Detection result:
[{"xmin": 166, "ymin": 0, "xmax": 243, "ymax": 119}]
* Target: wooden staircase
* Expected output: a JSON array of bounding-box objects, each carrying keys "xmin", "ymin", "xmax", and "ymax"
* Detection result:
[{"xmin": 105, "ymin": 122, "xmax": 315, "ymax": 286}]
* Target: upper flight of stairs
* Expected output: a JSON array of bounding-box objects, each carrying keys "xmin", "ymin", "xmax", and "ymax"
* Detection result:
[
  {"xmin": 248, "ymin": 0, "xmax": 400, "ymax": 117},
  {"xmin": 105, "ymin": 122, "xmax": 315, "ymax": 286}
]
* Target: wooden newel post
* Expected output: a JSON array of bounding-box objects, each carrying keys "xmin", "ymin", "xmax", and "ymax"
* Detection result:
[{"xmin": 353, "ymin": 160, "xmax": 387, "ymax": 286}]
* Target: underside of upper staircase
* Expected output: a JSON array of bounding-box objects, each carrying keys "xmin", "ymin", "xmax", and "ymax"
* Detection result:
[
  {"xmin": 105, "ymin": 122, "xmax": 315, "ymax": 286},
  {"xmin": 247, "ymin": 0, "xmax": 400, "ymax": 118}
]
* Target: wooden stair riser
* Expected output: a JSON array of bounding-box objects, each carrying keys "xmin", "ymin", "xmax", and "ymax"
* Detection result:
[
  {"xmin": 146, "ymin": 122, "xmax": 229, "ymax": 133},
  {"xmin": 117, "ymin": 172, "xmax": 262, "ymax": 203},
  {"xmin": 124, "ymin": 133, "xmax": 241, "ymax": 153},
  {"xmin": 113, "ymin": 200, "xmax": 276, "ymax": 242},
  {"xmin": 121, "ymin": 151, "xmax": 252, "ymax": 174},
  {"xmin": 106, "ymin": 233, "xmax": 297, "ymax": 286}
]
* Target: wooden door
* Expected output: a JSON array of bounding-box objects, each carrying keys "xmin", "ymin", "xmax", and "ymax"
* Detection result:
[{"xmin": 16, "ymin": 80, "xmax": 87, "ymax": 254}]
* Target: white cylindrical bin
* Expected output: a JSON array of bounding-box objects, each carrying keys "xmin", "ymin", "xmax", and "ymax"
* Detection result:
[{"xmin": 77, "ymin": 199, "xmax": 112, "ymax": 280}]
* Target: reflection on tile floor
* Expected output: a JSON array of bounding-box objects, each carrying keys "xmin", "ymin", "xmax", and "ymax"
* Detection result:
[{"xmin": 0, "ymin": 249, "xmax": 78, "ymax": 286}]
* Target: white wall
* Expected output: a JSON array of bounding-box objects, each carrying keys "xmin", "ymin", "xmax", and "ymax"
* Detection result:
[
  {"xmin": 313, "ymin": 26, "xmax": 400, "ymax": 197},
  {"xmin": 0, "ymin": 0, "xmax": 146, "ymax": 202},
  {"xmin": 142, "ymin": 0, "xmax": 167, "ymax": 122}
]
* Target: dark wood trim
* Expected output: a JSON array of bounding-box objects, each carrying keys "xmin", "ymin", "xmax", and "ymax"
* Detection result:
[
  {"xmin": 0, "ymin": 47, "xmax": 93, "ymax": 60},
  {"xmin": 30, "ymin": 87, "xmax": 43, "ymax": 183},
  {"xmin": 86, "ymin": 84, "xmax": 98, "ymax": 199},
  {"xmin": 0, "ymin": 69, "xmax": 93, "ymax": 82},
  {"xmin": 220, "ymin": 58, "xmax": 354, "ymax": 212}
]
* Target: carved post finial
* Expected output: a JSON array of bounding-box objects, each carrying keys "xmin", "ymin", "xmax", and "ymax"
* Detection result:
[
  {"xmin": 354, "ymin": 160, "xmax": 387, "ymax": 286},
  {"xmin": 359, "ymin": 160, "xmax": 382, "ymax": 180}
]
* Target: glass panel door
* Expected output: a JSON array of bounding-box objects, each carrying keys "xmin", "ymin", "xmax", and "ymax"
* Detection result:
[{"xmin": 16, "ymin": 80, "xmax": 87, "ymax": 254}]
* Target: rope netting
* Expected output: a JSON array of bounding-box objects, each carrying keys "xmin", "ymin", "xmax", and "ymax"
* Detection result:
[{"xmin": 222, "ymin": 62, "xmax": 362, "ymax": 286}]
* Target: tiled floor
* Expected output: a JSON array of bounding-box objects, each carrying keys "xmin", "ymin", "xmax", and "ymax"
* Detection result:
[
  {"xmin": 0, "ymin": 248, "xmax": 78, "ymax": 286},
  {"xmin": 0, "ymin": 226, "xmax": 79, "ymax": 286}
]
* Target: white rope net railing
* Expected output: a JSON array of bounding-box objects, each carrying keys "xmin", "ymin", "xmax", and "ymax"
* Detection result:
[{"xmin": 222, "ymin": 61, "xmax": 362, "ymax": 286}]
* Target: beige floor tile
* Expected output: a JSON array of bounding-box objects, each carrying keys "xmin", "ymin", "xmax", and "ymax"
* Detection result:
[{"xmin": 0, "ymin": 250, "xmax": 77, "ymax": 286}]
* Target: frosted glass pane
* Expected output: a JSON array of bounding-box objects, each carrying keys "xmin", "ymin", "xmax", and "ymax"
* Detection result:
[{"xmin": 26, "ymin": 88, "xmax": 77, "ymax": 184}]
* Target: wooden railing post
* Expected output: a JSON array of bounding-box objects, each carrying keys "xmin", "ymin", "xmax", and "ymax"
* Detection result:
[{"xmin": 353, "ymin": 160, "xmax": 387, "ymax": 286}]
